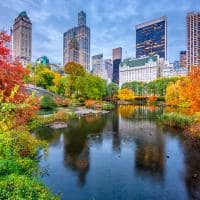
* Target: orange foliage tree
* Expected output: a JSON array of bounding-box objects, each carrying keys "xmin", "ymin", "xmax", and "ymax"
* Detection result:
[
  {"xmin": 165, "ymin": 78, "xmax": 190, "ymax": 107},
  {"xmin": 118, "ymin": 88, "xmax": 135, "ymax": 101},
  {"xmin": 187, "ymin": 67, "xmax": 200, "ymax": 113}
]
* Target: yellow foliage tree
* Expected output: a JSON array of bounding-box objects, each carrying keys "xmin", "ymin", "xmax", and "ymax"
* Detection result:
[
  {"xmin": 118, "ymin": 88, "xmax": 135, "ymax": 101},
  {"xmin": 165, "ymin": 78, "xmax": 190, "ymax": 107}
]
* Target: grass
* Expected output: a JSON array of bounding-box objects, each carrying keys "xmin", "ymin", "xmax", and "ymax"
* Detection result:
[{"xmin": 159, "ymin": 112, "xmax": 195, "ymax": 129}]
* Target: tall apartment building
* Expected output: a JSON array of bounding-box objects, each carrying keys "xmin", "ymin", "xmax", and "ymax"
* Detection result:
[
  {"xmin": 92, "ymin": 54, "xmax": 103, "ymax": 76},
  {"xmin": 112, "ymin": 47, "xmax": 122, "ymax": 84},
  {"xmin": 180, "ymin": 51, "xmax": 187, "ymax": 68},
  {"xmin": 63, "ymin": 11, "xmax": 90, "ymax": 71},
  {"xmin": 136, "ymin": 16, "xmax": 167, "ymax": 60},
  {"xmin": 13, "ymin": 11, "xmax": 32, "ymax": 66},
  {"xmin": 187, "ymin": 12, "xmax": 200, "ymax": 69},
  {"xmin": 103, "ymin": 59, "xmax": 113, "ymax": 81}
]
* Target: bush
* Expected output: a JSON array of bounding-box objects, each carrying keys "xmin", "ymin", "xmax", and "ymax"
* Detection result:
[
  {"xmin": 40, "ymin": 95, "xmax": 56, "ymax": 110},
  {"xmin": 54, "ymin": 97, "xmax": 71, "ymax": 107},
  {"xmin": 101, "ymin": 103, "xmax": 115, "ymax": 110},
  {"xmin": 0, "ymin": 174, "xmax": 58, "ymax": 200},
  {"xmin": 160, "ymin": 112, "xmax": 195, "ymax": 129}
]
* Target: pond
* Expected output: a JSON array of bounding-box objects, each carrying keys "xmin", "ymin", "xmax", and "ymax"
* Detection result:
[{"xmin": 34, "ymin": 105, "xmax": 200, "ymax": 200}]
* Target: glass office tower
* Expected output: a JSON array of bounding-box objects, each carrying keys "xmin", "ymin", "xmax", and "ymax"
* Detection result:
[{"xmin": 136, "ymin": 16, "xmax": 167, "ymax": 60}]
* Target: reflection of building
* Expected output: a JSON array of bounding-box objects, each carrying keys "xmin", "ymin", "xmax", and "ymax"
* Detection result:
[
  {"xmin": 180, "ymin": 51, "xmax": 187, "ymax": 68},
  {"xmin": 63, "ymin": 11, "xmax": 90, "ymax": 71},
  {"xmin": 187, "ymin": 12, "xmax": 200, "ymax": 70},
  {"xmin": 118, "ymin": 106, "xmax": 165, "ymax": 180},
  {"xmin": 136, "ymin": 16, "xmax": 167, "ymax": 60},
  {"xmin": 184, "ymin": 144, "xmax": 200, "ymax": 199},
  {"xmin": 13, "ymin": 11, "xmax": 32, "ymax": 66},
  {"xmin": 112, "ymin": 47, "xmax": 122, "ymax": 84}
]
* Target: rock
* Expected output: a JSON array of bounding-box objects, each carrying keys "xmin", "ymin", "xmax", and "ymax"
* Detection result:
[
  {"xmin": 48, "ymin": 122, "xmax": 68, "ymax": 129},
  {"xmin": 193, "ymin": 173, "xmax": 198, "ymax": 179}
]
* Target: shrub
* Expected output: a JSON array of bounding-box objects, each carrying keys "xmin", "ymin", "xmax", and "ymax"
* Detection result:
[
  {"xmin": 0, "ymin": 174, "xmax": 58, "ymax": 200},
  {"xmin": 54, "ymin": 97, "xmax": 71, "ymax": 107},
  {"xmin": 40, "ymin": 95, "xmax": 56, "ymax": 110},
  {"xmin": 101, "ymin": 103, "xmax": 115, "ymax": 110}
]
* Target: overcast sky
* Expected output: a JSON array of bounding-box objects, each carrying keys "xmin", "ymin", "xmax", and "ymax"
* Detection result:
[{"xmin": 0, "ymin": 0, "xmax": 199, "ymax": 64}]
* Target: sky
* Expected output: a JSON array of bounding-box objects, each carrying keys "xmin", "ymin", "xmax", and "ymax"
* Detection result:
[{"xmin": 0, "ymin": 0, "xmax": 199, "ymax": 64}]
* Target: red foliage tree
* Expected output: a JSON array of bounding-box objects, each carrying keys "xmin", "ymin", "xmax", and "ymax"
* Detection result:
[
  {"xmin": 0, "ymin": 31, "xmax": 29, "ymax": 103},
  {"xmin": 0, "ymin": 31, "xmax": 38, "ymax": 126}
]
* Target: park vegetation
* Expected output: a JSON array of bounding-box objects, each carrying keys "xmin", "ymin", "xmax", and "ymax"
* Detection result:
[{"xmin": 0, "ymin": 32, "xmax": 58, "ymax": 199}]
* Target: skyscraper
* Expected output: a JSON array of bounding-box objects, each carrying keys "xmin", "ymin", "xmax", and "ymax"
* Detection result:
[
  {"xmin": 180, "ymin": 51, "xmax": 187, "ymax": 68},
  {"xmin": 13, "ymin": 11, "xmax": 32, "ymax": 66},
  {"xmin": 112, "ymin": 47, "xmax": 122, "ymax": 84},
  {"xmin": 63, "ymin": 11, "xmax": 90, "ymax": 71},
  {"xmin": 187, "ymin": 12, "xmax": 200, "ymax": 69},
  {"xmin": 103, "ymin": 59, "xmax": 113, "ymax": 81},
  {"xmin": 136, "ymin": 16, "xmax": 167, "ymax": 60},
  {"xmin": 92, "ymin": 54, "xmax": 103, "ymax": 76}
]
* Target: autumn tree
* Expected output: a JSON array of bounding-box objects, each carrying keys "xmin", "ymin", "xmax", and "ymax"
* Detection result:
[
  {"xmin": 0, "ymin": 31, "xmax": 39, "ymax": 127},
  {"xmin": 187, "ymin": 67, "xmax": 200, "ymax": 112},
  {"xmin": 0, "ymin": 32, "xmax": 29, "ymax": 103},
  {"xmin": 118, "ymin": 88, "xmax": 135, "ymax": 101},
  {"xmin": 64, "ymin": 62, "xmax": 86, "ymax": 76},
  {"xmin": 165, "ymin": 78, "xmax": 190, "ymax": 107}
]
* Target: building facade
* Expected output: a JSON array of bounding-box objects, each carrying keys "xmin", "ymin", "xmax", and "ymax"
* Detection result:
[
  {"xmin": 180, "ymin": 51, "xmax": 187, "ymax": 68},
  {"xmin": 187, "ymin": 12, "xmax": 200, "ymax": 69},
  {"xmin": 112, "ymin": 47, "xmax": 122, "ymax": 84},
  {"xmin": 136, "ymin": 16, "xmax": 167, "ymax": 60},
  {"xmin": 119, "ymin": 55, "xmax": 187, "ymax": 87},
  {"xmin": 13, "ymin": 11, "xmax": 32, "ymax": 66},
  {"xmin": 63, "ymin": 11, "xmax": 90, "ymax": 71},
  {"xmin": 119, "ymin": 55, "xmax": 164, "ymax": 86},
  {"xmin": 92, "ymin": 54, "xmax": 104, "ymax": 77},
  {"xmin": 103, "ymin": 59, "xmax": 113, "ymax": 81}
]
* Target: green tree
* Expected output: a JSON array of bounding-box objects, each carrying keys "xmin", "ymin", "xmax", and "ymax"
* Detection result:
[{"xmin": 106, "ymin": 82, "xmax": 119, "ymax": 98}]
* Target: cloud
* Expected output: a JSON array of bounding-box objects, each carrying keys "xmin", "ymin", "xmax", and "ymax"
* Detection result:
[{"xmin": 0, "ymin": 0, "xmax": 200, "ymax": 64}]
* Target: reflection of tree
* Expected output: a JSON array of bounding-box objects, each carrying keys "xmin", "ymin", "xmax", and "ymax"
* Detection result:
[
  {"xmin": 184, "ymin": 144, "xmax": 200, "ymax": 199},
  {"xmin": 34, "ymin": 126, "xmax": 61, "ymax": 146},
  {"xmin": 63, "ymin": 115, "xmax": 107, "ymax": 186},
  {"xmin": 118, "ymin": 105, "xmax": 136, "ymax": 118},
  {"xmin": 135, "ymin": 138, "xmax": 165, "ymax": 181},
  {"xmin": 110, "ymin": 111, "xmax": 121, "ymax": 154}
]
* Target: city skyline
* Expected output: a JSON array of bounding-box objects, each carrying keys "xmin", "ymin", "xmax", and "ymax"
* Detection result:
[{"xmin": 0, "ymin": 0, "xmax": 199, "ymax": 64}]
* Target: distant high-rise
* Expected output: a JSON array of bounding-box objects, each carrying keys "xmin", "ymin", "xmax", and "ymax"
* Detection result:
[
  {"xmin": 187, "ymin": 12, "xmax": 200, "ymax": 70},
  {"xmin": 112, "ymin": 47, "xmax": 122, "ymax": 84},
  {"xmin": 13, "ymin": 11, "xmax": 32, "ymax": 66},
  {"xmin": 63, "ymin": 11, "xmax": 90, "ymax": 71},
  {"xmin": 136, "ymin": 16, "xmax": 167, "ymax": 60},
  {"xmin": 92, "ymin": 54, "xmax": 103, "ymax": 76},
  {"xmin": 180, "ymin": 51, "xmax": 187, "ymax": 68},
  {"xmin": 104, "ymin": 59, "xmax": 113, "ymax": 81},
  {"xmin": 78, "ymin": 11, "xmax": 86, "ymax": 26}
]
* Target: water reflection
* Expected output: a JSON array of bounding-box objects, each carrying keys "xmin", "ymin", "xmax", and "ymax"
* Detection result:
[{"xmin": 34, "ymin": 106, "xmax": 200, "ymax": 200}]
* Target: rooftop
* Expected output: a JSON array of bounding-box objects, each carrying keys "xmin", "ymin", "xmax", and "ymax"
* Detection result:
[
  {"xmin": 121, "ymin": 55, "xmax": 158, "ymax": 68},
  {"xmin": 136, "ymin": 16, "xmax": 167, "ymax": 29},
  {"xmin": 18, "ymin": 11, "xmax": 28, "ymax": 18}
]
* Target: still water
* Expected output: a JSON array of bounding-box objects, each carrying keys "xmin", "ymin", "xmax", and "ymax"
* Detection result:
[{"xmin": 34, "ymin": 105, "xmax": 200, "ymax": 200}]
